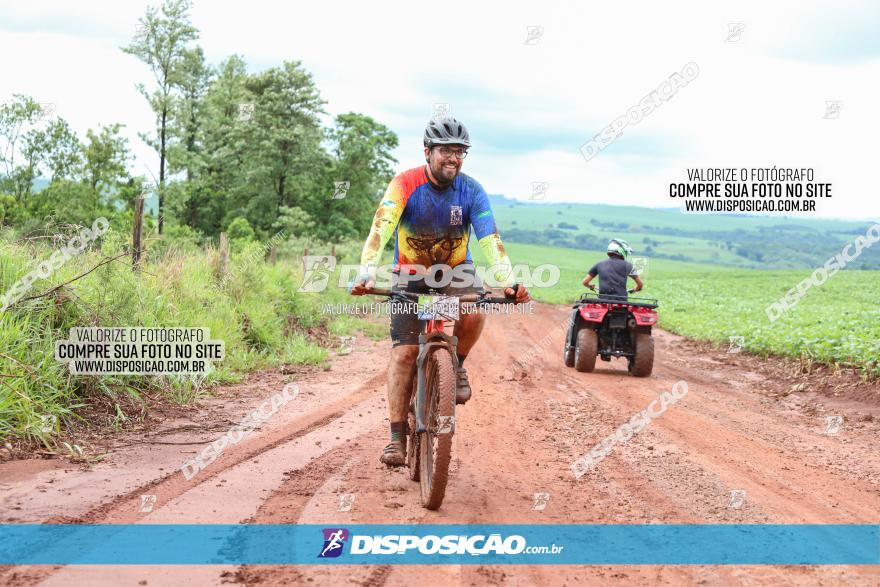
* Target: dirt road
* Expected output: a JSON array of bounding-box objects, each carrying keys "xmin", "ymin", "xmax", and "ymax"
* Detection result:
[{"xmin": 2, "ymin": 302, "xmax": 879, "ymax": 586}]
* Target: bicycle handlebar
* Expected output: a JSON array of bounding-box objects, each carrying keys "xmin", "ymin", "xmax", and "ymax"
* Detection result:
[{"xmin": 365, "ymin": 287, "xmax": 524, "ymax": 305}]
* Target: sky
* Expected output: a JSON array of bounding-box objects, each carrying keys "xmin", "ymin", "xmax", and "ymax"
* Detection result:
[{"xmin": 1, "ymin": 0, "xmax": 878, "ymax": 220}]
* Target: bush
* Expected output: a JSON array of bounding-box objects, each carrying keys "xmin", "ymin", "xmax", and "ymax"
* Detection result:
[{"xmin": 227, "ymin": 217, "xmax": 255, "ymax": 241}]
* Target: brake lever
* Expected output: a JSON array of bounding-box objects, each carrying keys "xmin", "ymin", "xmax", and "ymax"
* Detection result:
[
  {"xmin": 474, "ymin": 292, "xmax": 493, "ymax": 307},
  {"xmin": 389, "ymin": 291, "xmax": 416, "ymax": 305}
]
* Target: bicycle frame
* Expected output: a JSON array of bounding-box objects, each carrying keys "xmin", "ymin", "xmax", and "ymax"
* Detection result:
[
  {"xmin": 363, "ymin": 286, "xmax": 519, "ymax": 435},
  {"xmin": 414, "ymin": 318, "xmax": 459, "ymax": 434},
  {"xmin": 360, "ymin": 285, "xmax": 524, "ymax": 508}
]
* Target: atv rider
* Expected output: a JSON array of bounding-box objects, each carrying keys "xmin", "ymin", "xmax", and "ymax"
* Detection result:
[
  {"xmin": 349, "ymin": 117, "xmax": 530, "ymax": 467},
  {"xmin": 582, "ymin": 239, "xmax": 644, "ymax": 299}
]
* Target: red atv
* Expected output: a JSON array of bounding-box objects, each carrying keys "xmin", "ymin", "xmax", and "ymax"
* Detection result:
[{"xmin": 563, "ymin": 290, "xmax": 658, "ymax": 377}]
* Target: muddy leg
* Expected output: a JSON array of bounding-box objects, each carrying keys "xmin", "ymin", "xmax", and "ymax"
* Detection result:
[
  {"xmin": 387, "ymin": 345, "xmax": 418, "ymax": 422},
  {"xmin": 453, "ymin": 311, "xmax": 486, "ymax": 357}
]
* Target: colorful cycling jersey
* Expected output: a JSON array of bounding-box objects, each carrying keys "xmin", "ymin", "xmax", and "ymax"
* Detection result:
[{"xmin": 360, "ymin": 166, "xmax": 514, "ymax": 286}]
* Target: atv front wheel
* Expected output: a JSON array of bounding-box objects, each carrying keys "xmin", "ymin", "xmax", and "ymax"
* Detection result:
[{"xmin": 563, "ymin": 337, "xmax": 575, "ymax": 368}]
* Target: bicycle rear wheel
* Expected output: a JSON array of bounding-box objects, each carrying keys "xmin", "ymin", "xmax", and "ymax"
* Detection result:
[{"xmin": 419, "ymin": 347, "xmax": 456, "ymax": 510}]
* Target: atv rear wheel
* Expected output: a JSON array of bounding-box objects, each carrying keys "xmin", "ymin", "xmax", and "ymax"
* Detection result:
[
  {"xmin": 574, "ymin": 328, "xmax": 598, "ymax": 372},
  {"xmin": 630, "ymin": 332, "xmax": 654, "ymax": 377}
]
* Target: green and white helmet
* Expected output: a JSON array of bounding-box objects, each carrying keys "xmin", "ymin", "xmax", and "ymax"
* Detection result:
[{"xmin": 607, "ymin": 238, "xmax": 633, "ymax": 259}]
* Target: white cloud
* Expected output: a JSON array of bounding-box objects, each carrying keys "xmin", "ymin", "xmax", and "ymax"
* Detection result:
[{"xmin": 0, "ymin": 0, "xmax": 876, "ymax": 219}]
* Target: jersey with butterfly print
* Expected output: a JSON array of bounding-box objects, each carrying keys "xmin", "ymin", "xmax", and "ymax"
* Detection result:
[{"xmin": 360, "ymin": 166, "xmax": 513, "ymax": 285}]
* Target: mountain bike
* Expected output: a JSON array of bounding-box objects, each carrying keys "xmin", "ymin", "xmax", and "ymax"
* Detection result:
[{"xmin": 368, "ymin": 286, "xmax": 522, "ymax": 509}]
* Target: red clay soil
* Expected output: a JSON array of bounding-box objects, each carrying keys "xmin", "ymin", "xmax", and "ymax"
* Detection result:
[{"xmin": 1, "ymin": 302, "xmax": 878, "ymax": 586}]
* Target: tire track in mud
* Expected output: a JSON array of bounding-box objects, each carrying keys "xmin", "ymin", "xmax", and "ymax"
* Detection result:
[
  {"xmin": 492, "ymin": 303, "xmax": 880, "ymax": 585},
  {"xmin": 138, "ymin": 304, "xmax": 880, "ymax": 585},
  {"xmin": 0, "ymin": 346, "xmax": 390, "ymax": 586},
  {"xmin": 2, "ymin": 304, "xmax": 879, "ymax": 586}
]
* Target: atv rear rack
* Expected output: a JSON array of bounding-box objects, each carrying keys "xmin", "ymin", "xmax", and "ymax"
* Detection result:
[{"xmin": 574, "ymin": 292, "xmax": 659, "ymax": 309}]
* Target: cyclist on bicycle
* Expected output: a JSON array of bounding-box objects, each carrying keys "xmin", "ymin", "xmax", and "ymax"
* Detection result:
[
  {"xmin": 582, "ymin": 238, "xmax": 644, "ymax": 299},
  {"xmin": 350, "ymin": 116, "xmax": 530, "ymax": 467}
]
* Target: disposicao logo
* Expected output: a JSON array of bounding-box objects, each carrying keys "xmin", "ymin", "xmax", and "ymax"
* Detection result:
[
  {"xmin": 316, "ymin": 530, "xmax": 560, "ymax": 558},
  {"xmin": 349, "ymin": 534, "xmax": 528, "ymax": 555},
  {"xmin": 318, "ymin": 528, "xmax": 349, "ymax": 558}
]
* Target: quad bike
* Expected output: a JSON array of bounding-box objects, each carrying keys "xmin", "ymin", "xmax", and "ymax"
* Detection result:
[{"xmin": 563, "ymin": 290, "xmax": 658, "ymax": 377}]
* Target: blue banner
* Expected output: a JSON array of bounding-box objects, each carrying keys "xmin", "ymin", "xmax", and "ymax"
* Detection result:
[{"xmin": 0, "ymin": 524, "xmax": 877, "ymax": 565}]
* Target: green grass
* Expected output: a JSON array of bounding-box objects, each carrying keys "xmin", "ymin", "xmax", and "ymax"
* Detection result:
[
  {"xmin": 0, "ymin": 229, "xmax": 376, "ymax": 445},
  {"xmin": 327, "ymin": 313, "xmax": 387, "ymax": 340},
  {"xmin": 281, "ymin": 334, "xmax": 329, "ymax": 365},
  {"xmin": 474, "ymin": 241, "xmax": 880, "ymax": 377}
]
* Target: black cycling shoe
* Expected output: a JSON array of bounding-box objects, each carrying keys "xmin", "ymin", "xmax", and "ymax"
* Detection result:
[
  {"xmin": 455, "ymin": 367, "xmax": 471, "ymax": 405},
  {"xmin": 379, "ymin": 439, "xmax": 406, "ymax": 467}
]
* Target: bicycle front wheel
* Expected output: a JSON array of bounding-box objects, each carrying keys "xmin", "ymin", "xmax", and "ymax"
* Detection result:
[
  {"xmin": 418, "ymin": 347, "xmax": 456, "ymax": 510},
  {"xmin": 406, "ymin": 372, "xmax": 419, "ymax": 482}
]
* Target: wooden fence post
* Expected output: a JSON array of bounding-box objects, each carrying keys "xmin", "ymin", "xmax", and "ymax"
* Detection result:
[
  {"xmin": 269, "ymin": 244, "xmax": 277, "ymax": 265},
  {"xmin": 132, "ymin": 197, "xmax": 144, "ymax": 271},
  {"xmin": 218, "ymin": 232, "xmax": 229, "ymax": 279}
]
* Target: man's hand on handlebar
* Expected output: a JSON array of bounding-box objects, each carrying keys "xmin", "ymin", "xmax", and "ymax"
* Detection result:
[
  {"xmin": 587, "ymin": 284, "xmax": 597, "ymax": 292},
  {"xmin": 349, "ymin": 277, "xmax": 374, "ymax": 296},
  {"xmin": 503, "ymin": 283, "xmax": 531, "ymax": 303}
]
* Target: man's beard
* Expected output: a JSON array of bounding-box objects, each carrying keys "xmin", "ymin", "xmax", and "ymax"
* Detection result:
[{"xmin": 431, "ymin": 159, "xmax": 459, "ymax": 185}]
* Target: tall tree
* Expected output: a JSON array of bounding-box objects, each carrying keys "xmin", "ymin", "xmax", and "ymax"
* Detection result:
[
  {"xmin": 0, "ymin": 95, "xmax": 43, "ymax": 200},
  {"xmin": 241, "ymin": 61, "xmax": 327, "ymax": 231},
  {"xmin": 122, "ymin": 0, "xmax": 198, "ymax": 234},
  {"xmin": 177, "ymin": 54, "xmax": 251, "ymax": 235},
  {"xmin": 26, "ymin": 119, "xmax": 83, "ymax": 182},
  {"xmin": 168, "ymin": 46, "xmax": 212, "ymax": 182},
  {"xmin": 82, "ymin": 123, "xmax": 133, "ymax": 201},
  {"xmin": 325, "ymin": 112, "xmax": 398, "ymax": 237}
]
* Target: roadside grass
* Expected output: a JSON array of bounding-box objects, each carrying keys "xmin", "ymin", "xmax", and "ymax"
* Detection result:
[
  {"xmin": 327, "ymin": 313, "xmax": 387, "ymax": 340},
  {"xmin": 0, "ymin": 227, "xmax": 378, "ymax": 446}
]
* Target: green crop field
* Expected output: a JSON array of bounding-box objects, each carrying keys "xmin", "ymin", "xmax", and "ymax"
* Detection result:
[
  {"xmin": 472, "ymin": 241, "xmax": 880, "ymax": 377},
  {"xmin": 489, "ymin": 199, "xmax": 880, "ymax": 271}
]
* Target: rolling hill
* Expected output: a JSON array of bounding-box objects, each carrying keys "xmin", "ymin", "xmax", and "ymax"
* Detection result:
[{"xmin": 488, "ymin": 197, "xmax": 880, "ymax": 270}]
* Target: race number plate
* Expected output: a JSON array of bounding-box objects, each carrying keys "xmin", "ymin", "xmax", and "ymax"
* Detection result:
[{"xmin": 417, "ymin": 295, "xmax": 460, "ymax": 320}]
